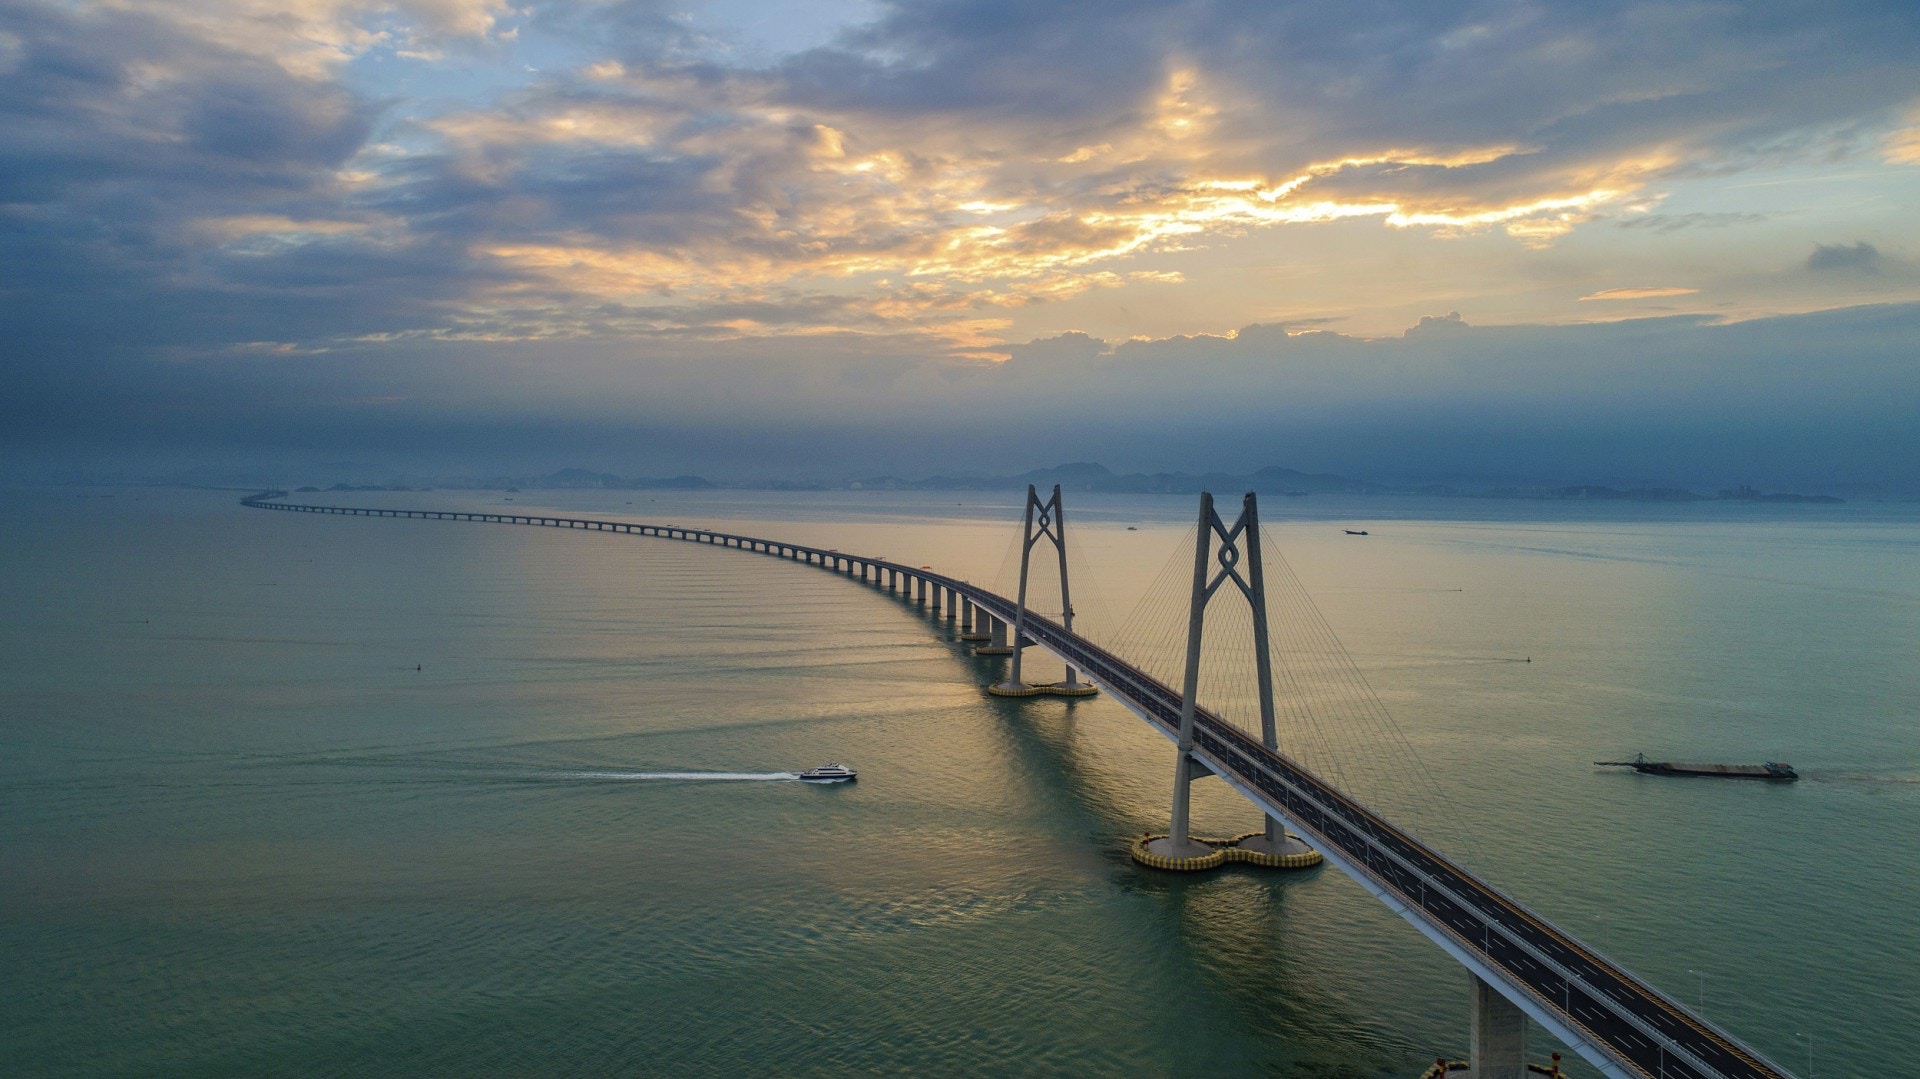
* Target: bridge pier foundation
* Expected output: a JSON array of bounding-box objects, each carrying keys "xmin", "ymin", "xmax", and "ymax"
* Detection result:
[
  {"xmin": 975, "ymin": 615, "xmax": 1014, "ymax": 655},
  {"xmin": 1469, "ymin": 973, "xmax": 1529, "ymax": 1079},
  {"xmin": 1225, "ymin": 823, "xmax": 1317, "ymax": 863},
  {"xmin": 1142, "ymin": 752, "xmax": 1218, "ymax": 863}
]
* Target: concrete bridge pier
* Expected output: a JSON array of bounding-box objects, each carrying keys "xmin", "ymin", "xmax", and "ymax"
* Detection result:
[
  {"xmin": 1469, "ymin": 973, "xmax": 1529, "ymax": 1079},
  {"xmin": 975, "ymin": 615, "xmax": 1014, "ymax": 655},
  {"xmin": 959, "ymin": 602, "xmax": 990, "ymax": 641}
]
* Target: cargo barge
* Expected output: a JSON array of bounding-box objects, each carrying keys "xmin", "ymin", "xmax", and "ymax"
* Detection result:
[{"xmin": 1596, "ymin": 753, "xmax": 1797, "ymax": 780}]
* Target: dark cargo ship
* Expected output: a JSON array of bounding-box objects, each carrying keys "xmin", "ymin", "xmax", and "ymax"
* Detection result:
[{"xmin": 1596, "ymin": 753, "xmax": 1797, "ymax": 780}]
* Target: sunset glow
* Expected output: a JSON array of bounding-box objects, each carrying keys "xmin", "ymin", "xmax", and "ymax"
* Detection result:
[{"xmin": 3, "ymin": 0, "xmax": 1917, "ymax": 482}]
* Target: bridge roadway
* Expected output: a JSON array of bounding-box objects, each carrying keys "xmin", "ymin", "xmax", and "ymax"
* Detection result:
[{"xmin": 243, "ymin": 493, "xmax": 1791, "ymax": 1079}]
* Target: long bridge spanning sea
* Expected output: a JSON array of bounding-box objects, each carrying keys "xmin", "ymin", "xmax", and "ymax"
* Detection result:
[{"xmin": 242, "ymin": 489, "xmax": 1796, "ymax": 1079}]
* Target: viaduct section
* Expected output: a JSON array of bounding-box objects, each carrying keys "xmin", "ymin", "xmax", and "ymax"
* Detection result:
[{"xmin": 242, "ymin": 491, "xmax": 1793, "ymax": 1079}]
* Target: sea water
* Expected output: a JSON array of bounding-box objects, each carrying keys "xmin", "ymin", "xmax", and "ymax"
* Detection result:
[{"xmin": 2, "ymin": 486, "xmax": 1915, "ymax": 1077}]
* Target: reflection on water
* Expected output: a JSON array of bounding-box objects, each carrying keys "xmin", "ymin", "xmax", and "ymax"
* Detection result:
[{"xmin": 1, "ymin": 487, "xmax": 1915, "ymax": 1077}]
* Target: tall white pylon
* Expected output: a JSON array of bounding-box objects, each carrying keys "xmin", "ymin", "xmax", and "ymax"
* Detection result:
[
  {"xmin": 989, "ymin": 484, "xmax": 1095, "ymax": 697},
  {"xmin": 1144, "ymin": 490, "xmax": 1300, "ymax": 861}
]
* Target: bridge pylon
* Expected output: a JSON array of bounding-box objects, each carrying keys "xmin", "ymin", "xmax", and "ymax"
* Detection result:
[
  {"xmin": 987, "ymin": 485, "xmax": 1096, "ymax": 698},
  {"xmin": 1140, "ymin": 491, "xmax": 1316, "ymax": 867}
]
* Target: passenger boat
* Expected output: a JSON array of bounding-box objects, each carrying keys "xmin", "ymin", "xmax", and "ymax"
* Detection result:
[
  {"xmin": 797, "ymin": 763, "xmax": 857, "ymax": 783},
  {"xmin": 1595, "ymin": 753, "xmax": 1796, "ymax": 780}
]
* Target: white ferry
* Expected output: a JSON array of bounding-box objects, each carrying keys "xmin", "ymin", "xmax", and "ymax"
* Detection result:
[{"xmin": 797, "ymin": 763, "xmax": 857, "ymax": 783}]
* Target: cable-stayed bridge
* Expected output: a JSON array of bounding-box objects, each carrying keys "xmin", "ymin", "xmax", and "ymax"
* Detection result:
[{"xmin": 242, "ymin": 489, "xmax": 1793, "ymax": 1079}]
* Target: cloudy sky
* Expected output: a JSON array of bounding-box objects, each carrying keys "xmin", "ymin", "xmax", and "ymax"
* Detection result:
[{"xmin": 3, "ymin": 0, "xmax": 1918, "ymax": 485}]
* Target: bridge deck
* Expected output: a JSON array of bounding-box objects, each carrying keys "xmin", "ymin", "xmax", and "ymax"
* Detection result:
[{"xmin": 241, "ymin": 493, "xmax": 1792, "ymax": 1079}]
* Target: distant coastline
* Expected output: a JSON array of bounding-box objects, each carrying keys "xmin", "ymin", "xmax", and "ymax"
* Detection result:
[{"xmin": 139, "ymin": 461, "xmax": 1858, "ymax": 504}]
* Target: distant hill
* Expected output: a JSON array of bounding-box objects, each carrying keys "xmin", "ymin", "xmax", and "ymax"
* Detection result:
[
  {"xmin": 539, "ymin": 469, "xmax": 717, "ymax": 490},
  {"xmin": 182, "ymin": 461, "xmax": 1844, "ymax": 504},
  {"xmin": 853, "ymin": 462, "xmax": 1373, "ymax": 494}
]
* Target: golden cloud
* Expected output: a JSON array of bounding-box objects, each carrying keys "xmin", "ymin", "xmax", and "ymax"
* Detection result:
[
  {"xmin": 1578, "ymin": 287, "xmax": 1701, "ymax": 301},
  {"xmin": 1884, "ymin": 122, "xmax": 1920, "ymax": 165},
  {"xmin": 121, "ymin": 0, "xmax": 511, "ymax": 79},
  {"xmin": 385, "ymin": 66, "xmax": 1687, "ymax": 348},
  {"xmin": 197, "ymin": 214, "xmax": 375, "ymax": 241}
]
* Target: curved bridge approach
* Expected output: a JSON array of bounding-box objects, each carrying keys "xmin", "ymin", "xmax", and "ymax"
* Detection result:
[{"xmin": 241, "ymin": 491, "xmax": 1792, "ymax": 1079}]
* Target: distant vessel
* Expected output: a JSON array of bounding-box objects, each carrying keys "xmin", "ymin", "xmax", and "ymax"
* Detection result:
[
  {"xmin": 1596, "ymin": 753, "xmax": 1796, "ymax": 781},
  {"xmin": 1344, "ymin": 529, "xmax": 1368, "ymax": 536},
  {"xmin": 798, "ymin": 764, "xmax": 857, "ymax": 783}
]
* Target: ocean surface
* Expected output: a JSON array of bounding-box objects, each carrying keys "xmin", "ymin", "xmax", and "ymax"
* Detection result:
[{"xmin": 2, "ymin": 485, "xmax": 1916, "ymax": 1077}]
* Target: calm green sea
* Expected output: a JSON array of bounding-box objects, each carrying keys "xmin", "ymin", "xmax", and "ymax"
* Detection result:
[{"xmin": 2, "ymin": 486, "xmax": 1916, "ymax": 1077}]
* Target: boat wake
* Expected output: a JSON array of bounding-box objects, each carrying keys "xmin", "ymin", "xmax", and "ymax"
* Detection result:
[{"xmin": 561, "ymin": 770, "xmax": 800, "ymax": 782}]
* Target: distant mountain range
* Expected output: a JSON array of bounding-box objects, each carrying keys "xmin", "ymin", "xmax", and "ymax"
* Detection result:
[
  {"xmin": 848, "ymin": 461, "xmax": 1372, "ymax": 495},
  {"xmin": 115, "ymin": 461, "xmax": 1849, "ymax": 503},
  {"xmin": 490, "ymin": 464, "xmax": 1844, "ymax": 502},
  {"xmin": 532, "ymin": 468, "xmax": 718, "ymax": 490}
]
